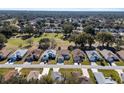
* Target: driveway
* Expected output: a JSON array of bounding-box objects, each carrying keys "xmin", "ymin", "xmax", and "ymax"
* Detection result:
[
  {"xmin": 91, "ymin": 62, "xmax": 98, "ymax": 72},
  {"xmin": 81, "ymin": 68, "xmax": 90, "ymax": 78}
]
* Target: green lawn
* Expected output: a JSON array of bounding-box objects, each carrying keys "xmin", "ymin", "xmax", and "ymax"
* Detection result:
[
  {"xmin": 6, "ymin": 33, "xmax": 73, "ymax": 49},
  {"xmin": 115, "ymin": 61, "xmax": 124, "ymax": 66},
  {"xmin": 7, "ymin": 38, "xmax": 28, "ymax": 48},
  {"xmin": 96, "ymin": 60, "xmax": 109, "ymax": 66},
  {"xmin": 47, "ymin": 68, "xmax": 53, "ymax": 77},
  {"xmin": 88, "ymin": 69, "xmax": 96, "ymax": 84},
  {"xmin": 98, "ymin": 69, "xmax": 122, "ymax": 84},
  {"xmin": 32, "ymin": 33, "xmax": 63, "ymax": 42},
  {"xmin": 81, "ymin": 61, "xmax": 91, "ymax": 65}
]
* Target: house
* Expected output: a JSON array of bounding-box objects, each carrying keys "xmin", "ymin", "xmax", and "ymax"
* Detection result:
[
  {"xmin": 71, "ymin": 71, "xmax": 92, "ymax": 84},
  {"xmin": 100, "ymin": 49, "xmax": 119, "ymax": 64},
  {"xmin": 27, "ymin": 71, "xmax": 40, "ymax": 81},
  {"xmin": 72, "ymin": 49, "xmax": 85, "ymax": 63},
  {"xmin": 25, "ymin": 49, "xmax": 42, "ymax": 63},
  {"xmin": 60, "ymin": 50, "xmax": 70, "ymax": 60},
  {"xmin": 41, "ymin": 49, "xmax": 56, "ymax": 63},
  {"xmin": 86, "ymin": 50, "xmax": 102, "ymax": 62},
  {"xmin": 94, "ymin": 72, "xmax": 117, "ymax": 84},
  {"xmin": 0, "ymin": 48, "xmax": 11, "ymax": 61},
  {"xmin": 117, "ymin": 50, "xmax": 124, "ymax": 60},
  {"xmin": 4, "ymin": 70, "xmax": 19, "ymax": 81},
  {"xmin": 7, "ymin": 49, "xmax": 28, "ymax": 63}
]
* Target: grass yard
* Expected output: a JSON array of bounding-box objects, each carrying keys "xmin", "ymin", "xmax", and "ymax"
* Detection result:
[
  {"xmin": 64, "ymin": 53, "xmax": 74, "ymax": 65},
  {"xmin": 0, "ymin": 60, "xmax": 7, "ymax": 64},
  {"xmin": 98, "ymin": 69, "xmax": 122, "ymax": 84},
  {"xmin": 81, "ymin": 54, "xmax": 91, "ymax": 65},
  {"xmin": 88, "ymin": 69, "xmax": 96, "ymax": 84},
  {"xmin": 14, "ymin": 61, "xmax": 24, "ymax": 64},
  {"xmin": 7, "ymin": 38, "xmax": 28, "ymax": 48},
  {"xmin": 115, "ymin": 61, "xmax": 124, "ymax": 66},
  {"xmin": 96, "ymin": 60, "xmax": 109, "ymax": 66},
  {"xmin": 0, "ymin": 68, "xmax": 14, "ymax": 76},
  {"xmin": 81, "ymin": 61, "xmax": 91, "ymax": 65},
  {"xmin": 48, "ymin": 60, "xmax": 57, "ymax": 64},
  {"xmin": 47, "ymin": 68, "xmax": 53, "ymax": 77},
  {"xmin": 32, "ymin": 33, "xmax": 63, "ymax": 42},
  {"xmin": 59, "ymin": 68, "xmax": 82, "ymax": 78}
]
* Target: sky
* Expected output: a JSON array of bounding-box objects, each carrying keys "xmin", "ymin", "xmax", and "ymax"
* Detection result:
[{"xmin": 0, "ymin": 0, "xmax": 124, "ymax": 11}]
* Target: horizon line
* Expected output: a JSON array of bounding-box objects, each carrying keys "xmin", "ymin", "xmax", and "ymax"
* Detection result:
[{"xmin": 0, "ymin": 8, "xmax": 124, "ymax": 12}]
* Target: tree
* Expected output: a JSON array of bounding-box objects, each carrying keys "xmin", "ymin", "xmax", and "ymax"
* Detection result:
[
  {"xmin": 24, "ymin": 23, "xmax": 35, "ymax": 35},
  {"xmin": 62, "ymin": 23, "xmax": 73, "ymax": 38},
  {"xmin": 96, "ymin": 32, "xmax": 115, "ymax": 47},
  {"xmin": 72, "ymin": 22, "xmax": 79, "ymax": 29},
  {"xmin": 0, "ymin": 21, "xmax": 19, "ymax": 38},
  {"xmin": 39, "ymin": 38, "xmax": 56, "ymax": 50},
  {"xmin": 39, "ymin": 38, "xmax": 50, "ymax": 50},
  {"xmin": 83, "ymin": 25, "xmax": 95, "ymax": 35},
  {"xmin": 86, "ymin": 34, "xmax": 95, "ymax": 48},
  {"xmin": 70, "ymin": 32, "xmax": 87, "ymax": 48},
  {"xmin": 0, "ymin": 34, "xmax": 7, "ymax": 48},
  {"xmin": 114, "ymin": 35, "xmax": 124, "ymax": 50}
]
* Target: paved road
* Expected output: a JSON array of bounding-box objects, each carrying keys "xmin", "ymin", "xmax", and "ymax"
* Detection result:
[{"xmin": 0, "ymin": 64, "xmax": 124, "ymax": 70}]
